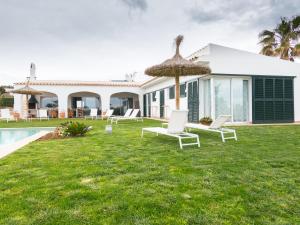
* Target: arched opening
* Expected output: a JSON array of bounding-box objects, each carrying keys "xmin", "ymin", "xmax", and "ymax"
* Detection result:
[
  {"xmin": 68, "ymin": 92, "xmax": 101, "ymax": 118},
  {"xmin": 27, "ymin": 92, "xmax": 59, "ymax": 118},
  {"xmin": 110, "ymin": 92, "xmax": 140, "ymax": 116}
]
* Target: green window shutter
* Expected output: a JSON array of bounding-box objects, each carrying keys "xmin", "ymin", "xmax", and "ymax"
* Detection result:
[
  {"xmin": 169, "ymin": 86, "xmax": 175, "ymax": 99},
  {"xmin": 180, "ymin": 83, "xmax": 186, "ymax": 97},
  {"xmin": 254, "ymin": 101, "xmax": 265, "ymax": 121},
  {"xmin": 253, "ymin": 76, "xmax": 294, "ymax": 123},
  {"xmin": 265, "ymin": 78, "xmax": 274, "ymax": 98},
  {"xmin": 255, "ymin": 78, "xmax": 264, "ymax": 98},
  {"xmin": 284, "ymin": 79, "xmax": 293, "ymax": 99},
  {"xmin": 265, "ymin": 101, "xmax": 274, "ymax": 120},
  {"xmin": 143, "ymin": 94, "xmax": 147, "ymax": 117},
  {"xmin": 274, "ymin": 101, "xmax": 284, "ymax": 120},
  {"xmin": 275, "ymin": 79, "xmax": 283, "ymax": 98}
]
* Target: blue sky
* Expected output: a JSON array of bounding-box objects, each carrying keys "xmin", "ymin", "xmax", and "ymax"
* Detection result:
[{"xmin": 0, "ymin": 0, "xmax": 299, "ymax": 84}]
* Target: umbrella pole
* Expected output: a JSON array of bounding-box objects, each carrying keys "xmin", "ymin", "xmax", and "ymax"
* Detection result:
[{"xmin": 175, "ymin": 75, "xmax": 180, "ymax": 110}]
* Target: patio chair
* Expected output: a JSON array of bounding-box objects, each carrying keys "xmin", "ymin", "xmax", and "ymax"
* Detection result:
[
  {"xmin": 142, "ymin": 110, "xmax": 200, "ymax": 149},
  {"xmin": 185, "ymin": 115, "xmax": 237, "ymax": 142},
  {"xmin": 85, "ymin": 108, "xmax": 99, "ymax": 120},
  {"xmin": 108, "ymin": 108, "xmax": 133, "ymax": 123},
  {"xmin": 37, "ymin": 109, "xmax": 49, "ymax": 120},
  {"xmin": 110, "ymin": 109, "xmax": 143, "ymax": 124},
  {"xmin": 0, "ymin": 109, "xmax": 15, "ymax": 123},
  {"xmin": 101, "ymin": 109, "xmax": 114, "ymax": 120}
]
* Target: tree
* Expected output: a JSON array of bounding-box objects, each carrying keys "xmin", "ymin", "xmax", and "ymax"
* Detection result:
[
  {"xmin": 259, "ymin": 16, "xmax": 300, "ymax": 61},
  {"xmin": 0, "ymin": 86, "xmax": 5, "ymax": 96}
]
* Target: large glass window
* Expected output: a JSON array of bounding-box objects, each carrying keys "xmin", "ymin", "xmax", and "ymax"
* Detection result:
[
  {"xmin": 180, "ymin": 84, "xmax": 186, "ymax": 97},
  {"xmin": 41, "ymin": 97, "xmax": 58, "ymax": 108},
  {"xmin": 169, "ymin": 86, "xmax": 175, "ymax": 99},
  {"xmin": 232, "ymin": 79, "xmax": 249, "ymax": 122},
  {"xmin": 110, "ymin": 97, "xmax": 133, "ymax": 115},
  {"xmin": 71, "ymin": 97, "xmax": 100, "ymax": 109},
  {"xmin": 214, "ymin": 78, "xmax": 249, "ymax": 122},
  {"xmin": 152, "ymin": 92, "xmax": 156, "ymax": 101},
  {"xmin": 214, "ymin": 79, "xmax": 231, "ymax": 118},
  {"xmin": 203, "ymin": 79, "xmax": 211, "ymax": 117},
  {"xmin": 83, "ymin": 97, "xmax": 100, "ymax": 109}
]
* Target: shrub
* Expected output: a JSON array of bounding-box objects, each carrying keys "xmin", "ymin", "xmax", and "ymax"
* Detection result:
[
  {"xmin": 199, "ymin": 117, "xmax": 213, "ymax": 125},
  {"xmin": 60, "ymin": 121, "xmax": 91, "ymax": 137}
]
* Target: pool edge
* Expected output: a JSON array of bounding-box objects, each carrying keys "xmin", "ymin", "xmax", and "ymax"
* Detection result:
[{"xmin": 0, "ymin": 130, "xmax": 51, "ymax": 159}]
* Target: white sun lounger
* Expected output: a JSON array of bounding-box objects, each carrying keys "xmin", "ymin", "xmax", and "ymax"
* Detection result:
[
  {"xmin": 101, "ymin": 109, "xmax": 114, "ymax": 120},
  {"xmin": 0, "ymin": 109, "xmax": 15, "ymax": 123},
  {"xmin": 37, "ymin": 109, "xmax": 49, "ymax": 120},
  {"xmin": 185, "ymin": 115, "xmax": 237, "ymax": 142},
  {"xmin": 142, "ymin": 110, "xmax": 200, "ymax": 149},
  {"xmin": 108, "ymin": 108, "xmax": 133, "ymax": 123},
  {"xmin": 110, "ymin": 109, "xmax": 143, "ymax": 124},
  {"xmin": 85, "ymin": 108, "xmax": 99, "ymax": 120}
]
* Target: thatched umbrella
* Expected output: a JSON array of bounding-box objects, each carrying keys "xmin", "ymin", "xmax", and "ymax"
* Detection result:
[
  {"xmin": 145, "ymin": 35, "xmax": 211, "ymax": 110},
  {"xmin": 11, "ymin": 79, "xmax": 43, "ymax": 118}
]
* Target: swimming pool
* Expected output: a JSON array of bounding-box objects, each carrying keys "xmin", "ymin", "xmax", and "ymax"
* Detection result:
[{"xmin": 0, "ymin": 127, "xmax": 54, "ymax": 147}]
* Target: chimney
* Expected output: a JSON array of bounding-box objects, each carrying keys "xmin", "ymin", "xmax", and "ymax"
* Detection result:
[{"xmin": 30, "ymin": 63, "xmax": 36, "ymax": 80}]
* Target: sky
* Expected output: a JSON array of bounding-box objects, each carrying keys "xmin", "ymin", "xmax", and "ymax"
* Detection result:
[{"xmin": 0, "ymin": 0, "xmax": 299, "ymax": 85}]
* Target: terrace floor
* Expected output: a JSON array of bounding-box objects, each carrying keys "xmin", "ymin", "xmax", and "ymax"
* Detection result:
[{"xmin": 0, "ymin": 119, "xmax": 299, "ymax": 224}]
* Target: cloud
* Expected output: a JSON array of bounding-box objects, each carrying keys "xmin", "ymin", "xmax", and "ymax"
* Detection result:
[
  {"xmin": 187, "ymin": 0, "xmax": 300, "ymax": 29},
  {"xmin": 0, "ymin": 0, "xmax": 147, "ymax": 42},
  {"xmin": 121, "ymin": 0, "xmax": 147, "ymax": 11}
]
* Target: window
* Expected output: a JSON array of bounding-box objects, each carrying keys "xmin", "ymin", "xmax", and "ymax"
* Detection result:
[
  {"xmin": 71, "ymin": 97, "xmax": 100, "ymax": 109},
  {"xmin": 232, "ymin": 79, "xmax": 249, "ymax": 122},
  {"xmin": 41, "ymin": 97, "xmax": 58, "ymax": 108},
  {"xmin": 203, "ymin": 79, "xmax": 211, "ymax": 117},
  {"xmin": 152, "ymin": 91, "xmax": 156, "ymax": 101},
  {"xmin": 214, "ymin": 79, "xmax": 231, "ymax": 119},
  {"xmin": 180, "ymin": 84, "xmax": 186, "ymax": 97},
  {"xmin": 214, "ymin": 78, "xmax": 249, "ymax": 122},
  {"xmin": 110, "ymin": 97, "xmax": 133, "ymax": 115},
  {"xmin": 169, "ymin": 86, "xmax": 175, "ymax": 99}
]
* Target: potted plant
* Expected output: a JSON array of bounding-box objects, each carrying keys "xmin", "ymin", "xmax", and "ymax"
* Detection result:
[
  {"xmin": 13, "ymin": 111, "xmax": 20, "ymax": 121},
  {"xmin": 59, "ymin": 111, "xmax": 65, "ymax": 119},
  {"xmin": 50, "ymin": 109, "xmax": 58, "ymax": 118},
  {"xmin": 199, "ymin": 117, "xmax": 213, "ymax": 126},
  {"xmin": 68, "ymin": 108, "xmax": 74, "ymax": 118}
]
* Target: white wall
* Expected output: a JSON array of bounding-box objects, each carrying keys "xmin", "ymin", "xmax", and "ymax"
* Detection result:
[
  {"xmin": 13, "ymin": 84, "xmax": 142, "ymax": 118},
  {"xmin": 142, "ymin": 76, "xmax": 192, "ymax": 119},
  {"xmin": 194, "ymin": 44, "xmax": 300, "ymax": 122}
]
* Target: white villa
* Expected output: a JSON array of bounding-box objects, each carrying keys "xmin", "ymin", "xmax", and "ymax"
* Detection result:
[{"xmin": 13, "ymin": 44, "xmax": 300, "ymax": 124}]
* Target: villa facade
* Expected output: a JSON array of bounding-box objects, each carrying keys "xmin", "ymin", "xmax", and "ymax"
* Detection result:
[{"xmin": 13, "ymin": 44, "xmax": 300, "ymax": 123}]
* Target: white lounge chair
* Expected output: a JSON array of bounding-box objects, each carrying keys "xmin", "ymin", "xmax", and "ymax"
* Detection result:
[
  {"xmin": 185, "ymin": 115, "xmax": 237, "ymax": 142},
  {"xmin": 37, "ymin": 109, "xmax": 49, "ymax": 120},
  {"xmin": 142, "ymin": 110, "xmax": 200, "ymax": 149},
  {"xmin": 0, "ymin": 109, "xmax": 15, "ymax": 122},
  {"xmin": 85, "ymin": 108, "xmax": 99, "ymax": 120},
  {"xmin": 110, "ymin": 109, "xmax": 143, "ymax": 124},
  {"xmin": 108, "ymin": 108, "xmax": 133, "ymax": 123},
  {"xmin": 101, "ymin": 109, "xmax": 114, "ymax": 120}
]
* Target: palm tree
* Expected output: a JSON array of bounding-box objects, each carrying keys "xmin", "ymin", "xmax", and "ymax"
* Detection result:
[{"xmin": 259, "ymin": 16, "xmax": 300, "ymax": 61}]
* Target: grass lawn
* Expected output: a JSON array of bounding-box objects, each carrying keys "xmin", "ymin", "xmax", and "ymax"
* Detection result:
[{"xmin": 0, "ymin": 119, "xmax": 299, "ymax": 225}]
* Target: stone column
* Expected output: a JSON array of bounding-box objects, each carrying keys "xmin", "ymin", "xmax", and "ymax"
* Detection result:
[
  {"xmin": 138, "ymin": 94, "xmax": 144, "ymax": 116},
  {"xmin": 100, "ymin": 93, "xmax": 111, "ymax": 112},
  {"xmin": 57, "ymin": 94, "xmax": 68, "ymax": 118}
]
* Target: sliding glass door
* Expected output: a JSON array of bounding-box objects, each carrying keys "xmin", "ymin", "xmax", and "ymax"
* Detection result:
[
  {"xmin": 214, "ymin": 77, "xmax": 249, "ymax": 122},
  {"xmin": 214, "ymin": 79, "xmax": 231, "ymax": 118},
  {"xmin": 203, "ymin": 79, "xmax": 211, "ymax": 117},
  {"xmin": 232, "ymin": 79, "xmax": 249, "ymax": 122}
]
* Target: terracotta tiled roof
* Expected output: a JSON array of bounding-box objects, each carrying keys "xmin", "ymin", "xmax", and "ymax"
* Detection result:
[{"xmin": 14, "ymin": 80, "xmax": 142, "ymax": 87}]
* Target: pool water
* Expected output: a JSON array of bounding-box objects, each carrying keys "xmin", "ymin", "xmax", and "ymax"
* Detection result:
[{"xmin": 0, "ymin": 128, "xmax": 54, "ymax": 147}]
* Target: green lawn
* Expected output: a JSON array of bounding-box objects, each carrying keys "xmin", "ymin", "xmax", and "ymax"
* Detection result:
[{"xmin": 0, "ymin": 119, "xmax": 299, "ymax": 225}]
